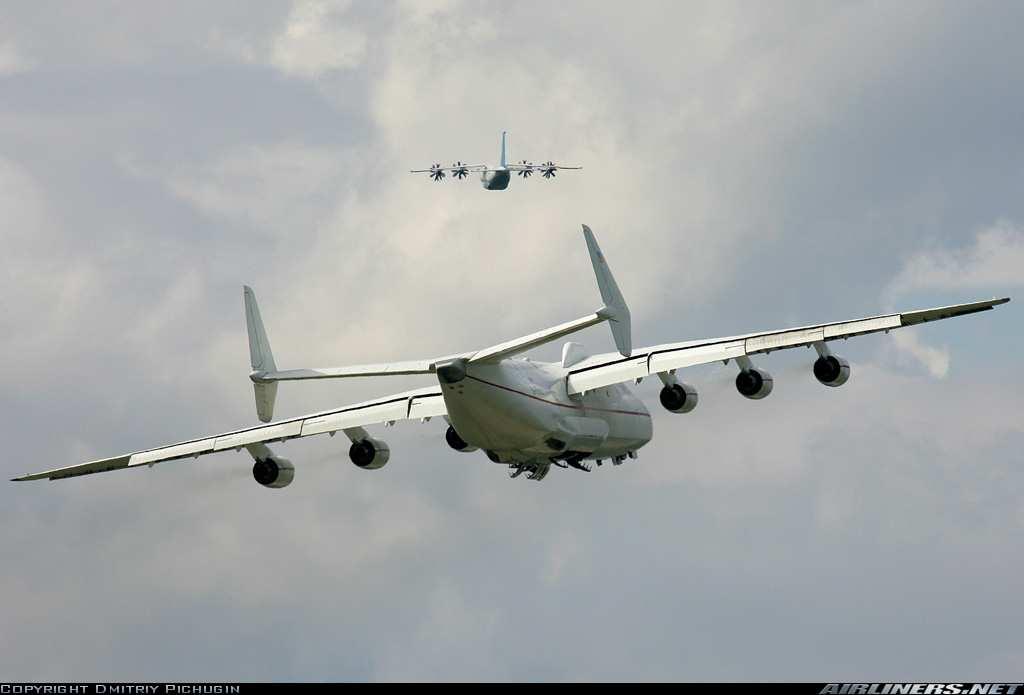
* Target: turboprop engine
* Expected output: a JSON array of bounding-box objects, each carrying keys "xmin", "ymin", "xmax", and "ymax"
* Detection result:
[
  {"xmin": 252, "ymin": 454, "xmax": 295, "ymax": 488},
  {"xmin": 348, "ymin": 438, "xmax": 391, "ymax": 470},
  {"xmin": 445, "ymin": 425, "xmax": 478, "ymax": 452},
  {"xmin": 813, "ymin": 354, "xmax": 851, "ymax": 387}
]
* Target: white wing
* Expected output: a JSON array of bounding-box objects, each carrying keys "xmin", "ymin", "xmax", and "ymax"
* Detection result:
[
  {"xmin": 12, "ymin": 386, "xmax": 446, "ymax": 482},
  {"xmin": 566, "ymin": 298, "xmax": 1010, "ymax": 394},
  {"xmin": 504, "ymin": 163, "xmax": 582, "ymax": 171},
  {"xmin": 409, "ymin": 164, "xmax": 487, "ymax": 173}
]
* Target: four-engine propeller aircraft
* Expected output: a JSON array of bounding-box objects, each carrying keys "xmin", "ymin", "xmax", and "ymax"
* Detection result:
[
  {"xmin": 13, "ymin": 227, "xmax": 1009, "ymax": 486},
  {"xmin": 410, "ymin": 131, "xmax": 581, "ymax": 190}
]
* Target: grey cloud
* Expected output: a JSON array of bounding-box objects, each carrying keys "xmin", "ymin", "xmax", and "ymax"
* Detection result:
[{"xmin": 1, "ymin": 0, "xmax": 1021, "ymax": 682}]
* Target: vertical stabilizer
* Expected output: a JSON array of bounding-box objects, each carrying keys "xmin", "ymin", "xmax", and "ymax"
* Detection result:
[
  {"xmin": 500, "ymin": 131, "xmax": 508, "ymax": 168},
  {"xmin": 244, "ymin": 286, "xmax": 279, "ymax": 422},
  {"xmin": 582, "ymin": 225, "xmax": 632, "ymax": 357}
]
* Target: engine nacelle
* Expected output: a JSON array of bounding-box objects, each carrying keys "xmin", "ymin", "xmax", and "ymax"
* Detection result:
[
  {"xmin": 736, "ymin": 367, "xmax": 773, "ymax": 400},
  {"xmin": 445, "ymin": 425, "xmax": 478, "ymax": 452},
  {"xmin": 814, "ymin": 355, "xmax": 851, "ymax": 387},
  {"xmin": 349, "ymin": 438, "xmax": 391, "ymax": 470},
  {"xmin": 252, "ymin": 455, "xmax": 295, "ymax": 489},
  {"xmin": 659, "ymin": 382, "xmax": 699, "ymax": 413}
]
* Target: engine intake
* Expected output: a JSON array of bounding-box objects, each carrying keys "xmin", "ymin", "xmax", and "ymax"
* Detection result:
[
  {"xmin": 814, "ymin": 355, "xmax": 850, "ymax": 387},
  {"xmin": 252, "ymin": 456, "xmax": 295, "ymax": 489},
  {"xmin": 736, "ymin": 368, "xmax": 773, "ymax": 400},
  {"xmin": 445, "ymin": 425, "xmax": 478, "ymax": 452},
  {"xmin": 349, "ymin": 438, "xmax": 391, "ymax": 470},
  {"xmin": 659, "ymin": 382, "xmax": 698, "ymax": 413}
]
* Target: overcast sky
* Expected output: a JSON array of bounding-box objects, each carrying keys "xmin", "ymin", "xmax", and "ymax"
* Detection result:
[{"xmin": 2, "ymin": 0, "xmax": 1022, "ymax": 682}]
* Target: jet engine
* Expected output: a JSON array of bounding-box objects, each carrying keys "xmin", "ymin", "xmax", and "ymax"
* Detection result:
[
  {"xmin": 445, "ymin": 425, "xmax": 478, "ymax": 453},
  {"xmin": 252, "ymin": 455, "xmax": 295, "ymax": 489},
  {"xmin": 813, "ymin": 355, "xmax": 851, "ymax": 387},
  {"xmin": 736, "ymin": 367, "xmax": 773, "ymax": 400},
  {"xmin": 659, "ymin": 382, "xmax": 699, "ymax": 413},
  {"xmin": 349, "ymin": 438, "xmax": 391, "ymax": 470}
]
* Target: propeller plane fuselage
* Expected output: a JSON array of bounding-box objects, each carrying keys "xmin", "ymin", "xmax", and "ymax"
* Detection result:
[{"xmin": 481, "ymin": 168, "xmax": 511, "ymax": 190}]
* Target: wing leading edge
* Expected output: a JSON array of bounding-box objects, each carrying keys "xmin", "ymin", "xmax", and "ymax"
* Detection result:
[
  {"xmin": 13, "ymin": 387, "xmax": 446, "ymax": 482},
  {"xmin": 566, "ymin": 297, "xmax": 1011, "ymax": 395}
]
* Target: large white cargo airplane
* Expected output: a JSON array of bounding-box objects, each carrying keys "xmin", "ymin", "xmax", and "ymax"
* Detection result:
[
  {"xmin": 13, "ymin": 227, "xmax": 1009, "ymax": 486},
  {"xmin": 410, "ymin": 131, "xmax": 580, "ymax": 190}
]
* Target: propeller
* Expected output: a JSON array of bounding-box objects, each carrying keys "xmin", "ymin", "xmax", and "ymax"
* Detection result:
[
  {"xmin": 429, "ymin": 163, "xmax": 445, "ymax": 182},
  {"xmin": 517, "ymin": 160, "xmax": 534, "ymax": 178},
  {"xmin": 540, "ymin": 161, "xmax": 557, "ymax": 178},
  {"xmin": 452, "ymin": 161, "xmax": 469, "ymax": 179}
]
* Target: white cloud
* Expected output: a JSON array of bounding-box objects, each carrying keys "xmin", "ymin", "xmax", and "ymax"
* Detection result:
[
  {"xmin": 2, "ymin": 1, "xmax": 1023, "ymax": 682},
  {"xmin": 0, "ymin": 40, "xmax": 32, "ymax": 74},
  {"xmin": 889, "ymin": 329, "xmax": 950, "ymax": 379},
  {"xmin": 887, "ymin": 219, "xmax": 1024, "ymax": 297},
  {"xmin": 884, "ymin": 220, "xmax": 1020, "ymax": 376},
  {"xmin": 270, "ymin": 0, "xmax": 367, "ymax": 78},
  {"xmin": 122, "ymin": 142, "xmax": 349, "ymax": 235}
]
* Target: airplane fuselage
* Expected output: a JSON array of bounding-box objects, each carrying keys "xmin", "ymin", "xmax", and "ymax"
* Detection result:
[
  {"xmin": 482, "ymin": 168, "xmax": 511, "ymax": 190},
  {"xmin": 438, "ymin": 356, "xmax": 652, "ymax": 472}
]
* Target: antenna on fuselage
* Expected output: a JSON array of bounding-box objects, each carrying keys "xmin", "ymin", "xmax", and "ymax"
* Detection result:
[
  {"xmin": 582, "ymin": 225, "xmax": 632, "ymax": 357},
  {"xmin": 500, "ymin": 131, "xmax": 508, "ymax": 168}
]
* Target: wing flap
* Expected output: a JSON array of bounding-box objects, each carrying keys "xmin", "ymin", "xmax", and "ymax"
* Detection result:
[
  {"xmin": 212, "ymin": 421, "xmax": 303, "ymax": 452},
  {"xmin": 129, "ymin": 439, "xmax": 215, "ymax": 466},
  {"xmin": 746, "ymin": 327, "xmax": 824, "ymax": 353},
  {"xmin": 823, "ymin": 314, "xmax": 900, "ymax": 339},
  {"xmin": 568, "ymin": 354, "xmax": 648, "ymax": 394},
  {"xmin": 408, "ymin": 392, "xmax": 447, "ymax": 421},
  {"xmin": 648, "ymin": 340, "xmax": 745, "ymax": 374},
  {"xmin": 301, "ymin": 397, "xmax": 410, "ymax": 436}
]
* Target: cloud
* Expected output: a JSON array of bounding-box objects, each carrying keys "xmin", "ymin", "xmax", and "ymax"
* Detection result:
[
  {"xmin": 1, "ymin": 0, "xmax": 1023, "ymax": 682},
  {"xmin": 887, "ymin": 220, "xmax": 1024, "ymax": 297},
  {"xmin": 889, "ymin": 329, "xmax": 950, "ymax": 379},
  {"xmin": 211, "ymin": 0, "xmax": 368, "ymax": 79},
  {"xmin": 883, "ymin": 220, "xmax": 1020, "ymax": 376},
  {"xmin": 270, "ymin": 0, "xmax": 367, "ymax": 78},
  {"xmin": 122, "ymin": 142, "xmax": 350, "ymax": 235},
  {"xmin": 0, "ymin": 40, "xmax": 32, "ymax": 74}
]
